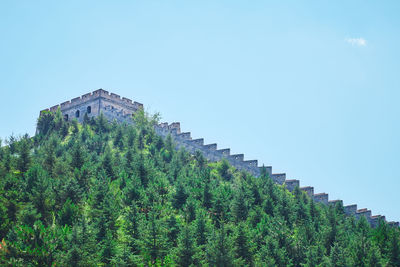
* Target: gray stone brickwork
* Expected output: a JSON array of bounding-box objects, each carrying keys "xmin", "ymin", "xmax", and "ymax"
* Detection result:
[
  {"xmin": 39, "ymin": 90, "xmax": 398, "ymax": 228},
  {"xmin": 40, "ymin": 89, "xmax": 143, "ymax": 124},
  {"xmin": 300, "ymin": 186, "xmax": 314, "ymax": 197},
  {"xmin": 313, "ymin": 193, "xmax": 329, "ymax": 205},
  {"xmin": 328, "ymin": 200, "xmax": 343, "ymax": 207}
]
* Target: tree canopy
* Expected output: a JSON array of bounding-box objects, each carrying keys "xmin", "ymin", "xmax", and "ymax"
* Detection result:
[{"xmin": 0, "ymin": 110, "xmax": 399, "ymax": 266}]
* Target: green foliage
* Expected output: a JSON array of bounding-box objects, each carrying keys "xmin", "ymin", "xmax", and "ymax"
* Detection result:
[
  {"xmin": 389, "ymin": 232, "xmax": 400, "ymax": 266},
  {"xmin": 17, "ymin": 135, "xmax": 31, "ymax": 173},
  {"xmin": 36, "ymin": 111, "xmax": 55, "ymax": 136},
  {"xmin": 0, "ymin": 111, "xmax": 399, "ymax": 266},
  {"xmin": 175, "ymin": 225, "xmax": 197, "ymax": 266},
  {"xmin": 206, "ymin": 223, "xmax": 235, "ymax": 266}
]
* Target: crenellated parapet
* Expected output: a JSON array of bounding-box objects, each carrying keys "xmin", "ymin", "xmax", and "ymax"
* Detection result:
[
  {"xmin": 285, "ymin": 179, "xmax": 299, "ymax": 192},
  {"xmin": 300, "ymin": 186, "xmax": 314, "ymax": 197},
  {"xmin": 283, "ymin": 177, "xmax": 397, "ymax": 227},
  {"xmin": 40, "ymin": 89, "xmax": 143, "ymax": 124},
  {"xmin": 154, "ymin": 122, "xmax": 273, "ymax": 177},
  {"xmin": 328, "ymin": 200, "xmax": 343, "ymax": 206},
  {"xmin": 313, "ymin": 193, "xmax": 329, "ymax": 205},
  {"xmin": 270, "ymin": 173, "xmax": 286, "ymax": 185},
  {"xmin": 356, "ymin": 209, "xmax": 372, "ymax": 220},
  {"xmin": 191, "ymin": 139, "xmax": 204, "ymax": 146},
  {"xmin": 344, "ymin": 204, "xmax": 358, "ymax": 215},
  {"xmin": 39, "ymin": 90, "xmax": 398, "ymax": 227}
]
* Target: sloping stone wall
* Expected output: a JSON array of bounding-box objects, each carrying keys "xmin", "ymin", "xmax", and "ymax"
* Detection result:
[{"xmin": 39, "ymin": 90, "xmax": 399, "ymax": 228}]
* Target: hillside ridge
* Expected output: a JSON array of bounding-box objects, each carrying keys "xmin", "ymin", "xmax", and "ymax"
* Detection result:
[{"xmin": 40, "ymin": 89, "xmax": 399, "ymax": 227}]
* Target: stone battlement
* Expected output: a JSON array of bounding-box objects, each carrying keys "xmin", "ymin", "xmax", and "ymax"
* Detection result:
[
  {"xmin": 153, "ymin": 120, "xmax": 398, "ymax": 227},
  {"xmin": 40, "ymin": 89, "xmax": 143, "ymax": 124},
  {"xmin": 40, "ymin": 89, "xmax": 143, "ymax": 115},
  {"xmin": 39, "ymin": 90, "xmax": 398, "ymax": 227}
]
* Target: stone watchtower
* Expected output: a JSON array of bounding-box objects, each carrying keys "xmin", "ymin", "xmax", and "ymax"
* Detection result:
[{"xmin": 40, "ymin": 89, "xmax": 143, "ymax": 123}]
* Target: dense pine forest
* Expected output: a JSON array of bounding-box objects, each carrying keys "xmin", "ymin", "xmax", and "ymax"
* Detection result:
[{"xmin": 0, "ymin": 109, "xmax": 399, "ymax": 266}]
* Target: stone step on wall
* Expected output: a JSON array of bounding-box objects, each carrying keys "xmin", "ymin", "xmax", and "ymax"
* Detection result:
[
  {"xmin": 282, "ymin": 176, "xmax": 395, "ymax": 227},
  {"xmin": 156, "ymin": 122, "xmax": 264, "ymax": 177},
  {"xmin": 344, "ymin": 204, "xmax": 358, "ymax": 215},
  {"xmin": 285, "ymin": 180, "xmax": 299, "ymax": 192},
  {"xmin": 271, "ymin": 173, "xmax": 286, "ymax": 185},
  {"xmin": 370, "ymin": 215, "xmax": 385, "ymax": 228},
  {"xmin": 300, "ymin": 186, "xmax": 314, "ymax": 197},
  {"xmin": 259, "ymin": 166, "xmax": 272, "ymax": 176},
  {"xmin": 191, "ymin": 138, "xmax": 204, "ymax": 146},
  {"xmin": 230, "ymin": 154, "xmax": 244, "ymax": 161},
  {"xmin": 356, "ymin": 209, "xmax": 372, "ymax": 219},
  {"xmin": 329, "ymin": 200, "xmax": 343, "ymax": 206},
  {"xmin": 313, "ymin": 193, "xmax": 329, "ymax": 205}
]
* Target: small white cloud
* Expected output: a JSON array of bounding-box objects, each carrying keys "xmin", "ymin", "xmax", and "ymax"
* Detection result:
[{"xmin": 346, "ymin": 38, "xmax": 367, "ymax": 46}]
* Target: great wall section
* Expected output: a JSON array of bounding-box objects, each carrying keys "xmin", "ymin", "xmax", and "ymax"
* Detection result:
[{"xmin": 40, "ymin": 89, "xmax": 399, "ymax": 228}]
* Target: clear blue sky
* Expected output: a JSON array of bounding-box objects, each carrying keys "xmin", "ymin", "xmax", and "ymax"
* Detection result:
[{"xmin": 1, "ymin": 1, "xmax": 399, "ymax": 221}]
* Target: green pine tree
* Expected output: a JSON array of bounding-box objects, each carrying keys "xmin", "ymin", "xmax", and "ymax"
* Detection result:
[
  {"xmin": 175, "ymin": 226, "xmax": 196, "ymax": 266},
  {"xmin": 389, "ymin": 233, "xmax": 400, "ymax": 267},
  {"xmin": 234, "ymin": 223, "xmax": 252, "ymax": 265},
  {"xmin": 206, "ymin": 223, "xmax": 235, "ymax": 267}
]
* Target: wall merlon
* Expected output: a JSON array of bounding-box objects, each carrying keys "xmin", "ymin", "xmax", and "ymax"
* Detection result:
[
  {"xmin": 91, "ymin": 88, "xmax": 109, "ymax": 97},
  {"xmin": 313, "ymin": 193, "xmax": 329, "ymax": 205},
  {"xmin": 271, "ymin": 173, "xmax": 286, "ymax": 185},
  {"xmin": 81, "ymin": 93, "xmax": 92, "ymax": 99},
  {"xmin": 388, "ymin": 222, "xmax": 400, "ymax": 227},
  {"xmin": 71, "ymin": 97, "xmax": 82, "ymax": 104},
  {"xmin": 122, "ymin": 97, "xmax": 133, "ymax": 104},
  {"xmin": 217, "ymin": 148, "xmax": 230, "ymax": 156},
  {"xmin": 300, "ymin": 186, "xmax": 314, "ymax": 197},
  {"xmin": 370, "ymin": 216, "xmax": 382, "ymax": 228},
  {"xmin": 344, "ymin": 204, "xmax": 357, "ymax": 215},
  {"xmin": 204, "ymin": 143, "xmax": 217, "ymax": 150},
  {"xmin": 259, "ymin": 166, "xmax": 272, "ymax": 176},
  {"xmin": 134, "ymin": 102, "xmax": 144, "ymax": 109},
  {"xmin": 60, "ymin": 101, "xmax": 71, "ymax": 109},
  {"xmin": 244, "ymin": 160, "xmax": 258, "ymax": 168},
  {"xmin": 49, "ymin": 105, "xmax": 59, "ymax": 112},
  {"xmin": 191, "ymin": 138, "xmax": 204, "ymax": 146},
  {"xmin": 110, "ymin": 93, "xmax": 121, "ymax": 99},
  {"xmin": 328, "ymin": 200, "xmax": 343, "ymax": 206},
  {"xmin": 285, "ymin": 179, "xmax": 299, "ymax": 192},
  {"xmin": 356, "ymin": 209, "xmax": 372, "ymax": 219},
  {"xmin": 170, "ymin": 128, "xmax": 179, "ymax": 135},
  {"xmin": 177, "ymin": 132, "xmax": 191, "ymax": 140},
  {"xmin": 98, "ymin": 89, "xmax": 109, "ymax": 96},
  {"xmin": 229, "ymin": 154, "xmax": 244, "ymax": 161},
  {"xmin": 169, "ymin": 122, "xmax": 181, "ymax": 134},
  {"xmin": 40, "ymin": 109, "xmax": 50, "ymax": 115},
  {"xmin": 93, "ymin": 88, "xmax": 103, "ymax": 93},
  {"xmin": 371, "ymin": 215, "xmax": 384, "ymax": 221}
]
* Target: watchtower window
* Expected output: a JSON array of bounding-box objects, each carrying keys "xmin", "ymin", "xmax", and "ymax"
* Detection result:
[
  {"xmin": 87, "ymin": 106, "xmax": 91, "ymax": 114},
  {"xmin": 75, "ymin": 110, "xmax": 80, "ymax": 118},
  {"xmin": 64, "ymin": 114, "xmax": 69, "ymax": 121}
]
